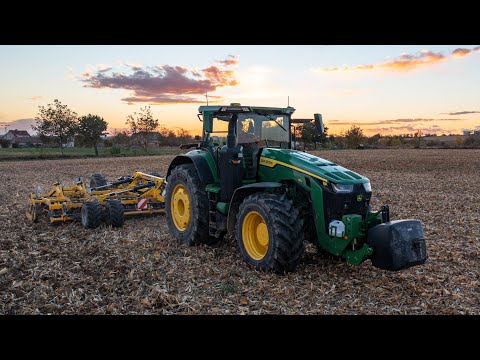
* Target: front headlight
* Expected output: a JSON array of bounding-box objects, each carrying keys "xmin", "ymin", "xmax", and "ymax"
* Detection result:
[
  {"xmin": 363, "ymin": 181, "xmax": 371, "ymax": 192},
  {"xmin": 332, "ymin": 183, "xmax": 354, "ymax": 193}
]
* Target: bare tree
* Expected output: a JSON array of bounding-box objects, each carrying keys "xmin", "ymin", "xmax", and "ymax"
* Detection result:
[
  {"xmin": 125, "ymin": 106, "xmax": 159, "ymax": 153},
  {"xmin": 176, "ymin": 128, "xmax": 192, "ymax": 143}
]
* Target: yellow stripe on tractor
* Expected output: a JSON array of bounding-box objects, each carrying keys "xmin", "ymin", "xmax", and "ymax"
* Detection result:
[{"xmin": 259, "ymin": 157, "xmax": 329, "ymax": 184}]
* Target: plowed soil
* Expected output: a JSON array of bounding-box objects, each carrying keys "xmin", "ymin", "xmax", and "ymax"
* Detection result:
[{"xmin": 1, "ymin": 149, "xmax": 479, "ymax": 314}]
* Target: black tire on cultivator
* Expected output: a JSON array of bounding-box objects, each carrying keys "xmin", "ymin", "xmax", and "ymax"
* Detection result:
[
  {"xmin": 81, "ymin": 200, "xmax": 103, "ymax": 229},
  {"xmin": 104, "ymin": 199, "xmax": 124, "ymax": 228},
  {"xmin": 90, "ymin": 174, "xmax": 107, "ymax": 189}
]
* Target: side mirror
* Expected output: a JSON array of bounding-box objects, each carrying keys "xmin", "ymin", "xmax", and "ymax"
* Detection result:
[
  {"xmin": 314, "ymin": 113, "xmax": 324, "ymax": 134},
  {"xmin": 194, "ymin": 135, "xmax": 200, "ymax": 140}
]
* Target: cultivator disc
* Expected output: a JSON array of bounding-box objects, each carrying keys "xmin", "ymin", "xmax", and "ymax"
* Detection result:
[{"xmin": 25, "ymin": 195, "xmax": 41, "ymax": 223}]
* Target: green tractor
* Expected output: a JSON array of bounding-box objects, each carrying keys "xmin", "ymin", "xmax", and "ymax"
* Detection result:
[{"xmin": 165, "ymin": 104, "xmax": 426, "ymax": 273}]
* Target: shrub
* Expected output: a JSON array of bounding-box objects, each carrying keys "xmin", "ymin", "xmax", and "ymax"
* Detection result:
[
  {"xmin": 110, "ymin": 147, "xmax": 121, "ymax": 155},
  {"xmin": 0, "ymin": 139, "xmax": 11, "ymax": 148}
]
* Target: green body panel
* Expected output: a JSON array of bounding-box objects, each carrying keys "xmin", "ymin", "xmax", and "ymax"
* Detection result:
[
  {"xmin": 258, "ymin": 148, "xmax": 369, "ymax": 185},
  {"xmin": 216, "ymin": 202, "xmax": 229, "ymax": 215},
  {"xmin": 205, "ymin": 184, "xmax": 220, "ymax": 193},
  {"xmin": 185, "ymin": 149, "xmax": 219, "ymax": 183},
  {"xmin": 257, "ymin": 148, "xmax": 377, "ymax": 264}
]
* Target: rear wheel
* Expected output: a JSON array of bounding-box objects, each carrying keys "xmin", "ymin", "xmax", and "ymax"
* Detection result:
[
  {"xmin": 104, "ymin": 200, "xmax": 124, "ymax": 228},
  {"xmin": 81, "ymin": 200, "xmax": 103, "ymax": 229},
  {"xmin": 90, "ymin": 174, "xmax": 107, "ymax": 189},
  {"xmin": 165, "ymin": 164, "xmax": 214, "ymax": 246},
  {"xmin": 236, "ymin": 193, "xmax": 304, "ymax": 273}
]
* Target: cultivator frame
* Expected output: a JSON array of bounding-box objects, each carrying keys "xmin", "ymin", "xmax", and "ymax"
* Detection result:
[{"xmin": 26, "ymin": 172, "xmax": 166, "ymax": 226}]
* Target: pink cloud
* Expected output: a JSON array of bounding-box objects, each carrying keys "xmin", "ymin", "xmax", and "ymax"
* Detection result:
[
  {"xmin": 80, "ymin": 57, "xmax": 239, "ymax": 105},
  {"xmin": 315, "ymin": 46, "xmax": 479, "ymax": 73}
]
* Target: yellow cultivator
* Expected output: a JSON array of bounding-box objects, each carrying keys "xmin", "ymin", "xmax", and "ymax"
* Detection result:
[{"xmin": 26, "ymin": 172, "xmax": 166, "ymax": 228}]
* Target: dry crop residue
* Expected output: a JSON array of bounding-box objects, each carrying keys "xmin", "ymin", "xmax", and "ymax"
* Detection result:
[{"xmin": 0, "ymin": 150, "xmax": 479, "ymax": 314}]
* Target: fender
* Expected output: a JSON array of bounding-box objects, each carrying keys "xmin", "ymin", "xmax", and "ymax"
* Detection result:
[
  {"xmin": 227, "ymin": 182, "xmax": 284, "ymax": 234},
  {"xmin": 166, "ymin": 153, "xmax": 216, "ymax": 185}
]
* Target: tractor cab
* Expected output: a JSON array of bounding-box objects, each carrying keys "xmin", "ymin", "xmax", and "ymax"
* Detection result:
[{"xmin": 197, "ymin": 104, "xmax": 323, "ymax": 186}]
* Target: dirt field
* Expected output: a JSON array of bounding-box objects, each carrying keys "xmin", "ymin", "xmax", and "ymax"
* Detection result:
[{"xmin": 1, "ymin": 149, "xmax": 479, "ymax": 314}]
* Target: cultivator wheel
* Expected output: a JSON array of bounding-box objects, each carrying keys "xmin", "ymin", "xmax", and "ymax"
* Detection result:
[
  {"xmin": 81, "ymin": 200, "xmax": 103, "ymax": 229},
  {"xmin": 90, "ymin": 174, "xmax": 107, "ymax": 189},
  {"xmin": 104, "ymin": 199, "xmax": 124, "ymax": 228},
  {"xmin": 25, "ymin": 196, "xmax": 41, "ymax": 223}
]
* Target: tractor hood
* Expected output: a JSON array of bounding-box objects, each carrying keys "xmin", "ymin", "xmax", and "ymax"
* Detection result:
[{"xmin": 259, "ymin": 148, "xmax": 369, "ymax": 185}]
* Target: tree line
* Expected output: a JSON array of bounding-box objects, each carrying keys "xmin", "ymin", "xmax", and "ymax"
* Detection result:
[
  {"xmin": 298, "ymin": 124, "xmax": 480, "ymax": 149},
  {"xmin": 32, "ymin": 99, "xmax": 193, "ymax": 156},
  {"xmin": 31, "ymin": 99, "xmax": 480, "ymax": 155}
]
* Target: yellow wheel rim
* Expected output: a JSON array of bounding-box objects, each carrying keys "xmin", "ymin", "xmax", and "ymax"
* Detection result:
[
  {"xmin": 171, "ymin": 184, "xmax": 191, "ymax": 231},
  {"xmin": 242, "ymin": 211, "xmax": 269, "ymax": 260}
]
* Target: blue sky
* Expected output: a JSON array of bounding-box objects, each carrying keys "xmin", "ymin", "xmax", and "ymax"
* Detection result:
[{"xmin": 0, "ymin": 45, "xmax": 479, "ymax": 135}]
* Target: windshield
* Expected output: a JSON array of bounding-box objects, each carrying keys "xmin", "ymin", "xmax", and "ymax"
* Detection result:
[
  {"xmin": 237, "ymin": 114, "xmax": 289, "ymax": 148},
  {"xmin": 207, "ymin": 113, "xmax": 289, "ymax": 148}
]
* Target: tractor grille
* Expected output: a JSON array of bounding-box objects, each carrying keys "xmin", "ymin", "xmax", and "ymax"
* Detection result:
[{"xmin": 322, "ymin": 183, "xmax": 371, "ymax": 232}]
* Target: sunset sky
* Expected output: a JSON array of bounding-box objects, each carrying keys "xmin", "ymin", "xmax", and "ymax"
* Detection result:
[{"xmin": 1, "ymin": 45, "xmax": 479, "ymax": 136}]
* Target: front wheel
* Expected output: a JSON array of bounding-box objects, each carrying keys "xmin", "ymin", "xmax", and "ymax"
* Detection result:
[{"xmin": 236, "ymin": 193, "xmax": 304, "ymax": 273}]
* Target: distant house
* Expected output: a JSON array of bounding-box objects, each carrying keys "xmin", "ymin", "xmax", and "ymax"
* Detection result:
[
  {"xmin": 3, "ymin": 129, "xmax": 42, "ymax": 147},
  {"xmin": 130, "ymin": 131, "xmax": 162, "ymax": 147}
]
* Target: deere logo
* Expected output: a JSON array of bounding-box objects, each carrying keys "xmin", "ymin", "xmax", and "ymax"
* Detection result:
[
  {"xmin": 260, "ymin": 158, "xmax": 275, "ymax": 167},
  {"xmin": 357, "ymin": 195, "xmax": 363, "ymax": 202}
]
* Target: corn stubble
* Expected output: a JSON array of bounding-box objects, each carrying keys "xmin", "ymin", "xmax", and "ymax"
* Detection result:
[{"xmin": 0, "ymin": 150, "xmax": 478, "ymax": 314}]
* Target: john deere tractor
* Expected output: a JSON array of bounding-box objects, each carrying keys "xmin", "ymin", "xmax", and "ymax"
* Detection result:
[{"xmin": 165, "ymin": 104, "xmax": 426, "ymax": 273}]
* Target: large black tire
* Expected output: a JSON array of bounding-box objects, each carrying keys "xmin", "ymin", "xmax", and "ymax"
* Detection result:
[
  {"xmin": 165, "ymin": 164, "xmax": 215, "ymax": 246},
  {"xmin": 104, "ymin": 200, "xmax": 124, "ymax": 228},
  {"xmin": 81, "ymin": 200, "xmax": 103, "ymax": 229},
  {"xmin": 236, "ymin": 193, "xmax": 304, "ymax": 273},
  {"xmin": 90, "ymin": 174, "xmax": 107, "ymax": 189}
]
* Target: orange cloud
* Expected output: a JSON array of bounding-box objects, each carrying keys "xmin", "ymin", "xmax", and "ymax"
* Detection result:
[
  {"xmin": 329, "ymin": 118, "xmax": 465, "ymax": 126},
  {"xmin": 217, "ymin": 55, "xmax": 239, "ymax": 66},
  {"xmin": 314, "ymin": 46, "xmax": 479, "ymax": 73},
  {"xmin": 452, "ymin": 48, "xmax": 472, "ymax": 58},
  {"xmin": 80, "ymin": 57, "xmax": 239, "ymax": 105}
]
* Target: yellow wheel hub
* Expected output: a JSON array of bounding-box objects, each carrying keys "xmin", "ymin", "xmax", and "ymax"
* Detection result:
[
  {"xmin": 171, "ymin": 184, "xmax": 191, "ymax": 231},
  {"xmin": 242, "ymin": 211, "xmax": 269, "ymax": 260}
]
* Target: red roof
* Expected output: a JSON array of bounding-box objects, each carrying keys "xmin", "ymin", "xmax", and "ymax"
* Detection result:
[{"xmin": 9, "ymin": 130, "xmax": 31, "ymax": 137}]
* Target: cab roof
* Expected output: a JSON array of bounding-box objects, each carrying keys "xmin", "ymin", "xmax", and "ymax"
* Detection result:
[{"xmin": 198, "ymin": 105, "xmax": 296, "ymax": 116}]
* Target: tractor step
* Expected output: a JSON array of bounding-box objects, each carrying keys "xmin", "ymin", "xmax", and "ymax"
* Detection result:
[{"xmin": 207, "ymin": 191, "xmax": 226, "ymax": 238}]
